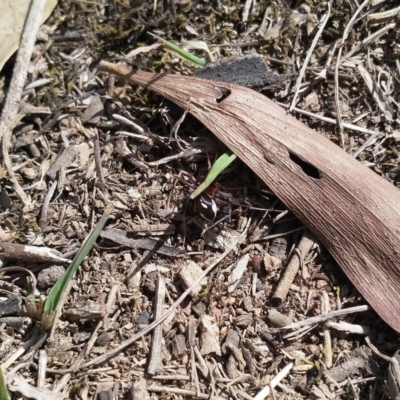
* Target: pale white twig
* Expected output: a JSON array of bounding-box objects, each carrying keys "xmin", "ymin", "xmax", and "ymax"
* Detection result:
[
  {"xmin": 0, "ymin": 0, "xmax": 47, "ymax": 206},
  {"xmin": 352, "ymin": 132, "xmax": 378, "ymax": 158},
  {"xmin": 252, "ymin": 363, "xmax": 293, "ymax": 400},
  {"xmin": 326, "ymin": 321, "xmax": 370, "ymax": 335},
  {"xmin": 335, "ymin": 0, "xmax": 371, "ymax": 148},
  {"xmin": 277, "ymin": 305, "xmax": 369, "ymax": 331},
  {"xmin": 367, "ymin": 4, "xmax": 400, "ymax": 24},
  {"xmin": 289, "ymin": 2, "xmax": 331, "ymax": 112},
  {"xmin": 279, "ymin": 102, "xmax": 382, "ymax": 142}
]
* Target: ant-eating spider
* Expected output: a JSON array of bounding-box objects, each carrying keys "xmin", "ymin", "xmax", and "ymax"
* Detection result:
[
  {"xmin": 173, "ymin": 172, "xmax": 227, "ymax": 223},
  {"xmin": 194, "ymin": 184, "xmax": 220, "ymax": 222},
  {"xmin": 173, "ymin": 171, "xmax": 273, "ymax": 225}
]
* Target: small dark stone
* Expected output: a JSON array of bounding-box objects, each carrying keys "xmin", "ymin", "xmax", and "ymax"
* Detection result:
[
  {"xmin": 192, "ymin": 301, "xmax": 206, "ymax": 317},
  {"xmin": 136, "ymin": 311, "xmax": 150, "ymax": 325},
  {"xmin": 242, "ymin": 296, "xmax": 253, "ymax": 312},
  {"xmin": 222, "ymin": 330, "xmax": 240, "ymax": 355},
  {"xmin": 37, "ymin": 265, "xmax": 65, "ymax": 289},
  {"xmin": 0, "ymin": 296, "xmax": 22, "ymax": 317},
  {"xmin": 171, "ymin": 334, "xmax": 187, "ymax": 357},
  {"xmin": 234, "ymin": 313, "xmax": 254, "ymax": 327},
  {"xmin": 96, "ymin": 331, "xmax": 114, "ymax": 346}
]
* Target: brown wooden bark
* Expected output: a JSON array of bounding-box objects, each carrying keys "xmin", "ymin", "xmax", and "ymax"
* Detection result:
[{"xmin": 99, "ymin": 61, "xmax": 400, "ymax": 333}]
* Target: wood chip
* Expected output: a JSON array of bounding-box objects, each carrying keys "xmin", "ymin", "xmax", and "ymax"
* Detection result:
[
  {"xmin": 179, "ymin": 260, "xmax": 207, "ymax": 297},
  {"xmin": 200, "ymin": 314, "xmax": 221, "ymax": 356}
]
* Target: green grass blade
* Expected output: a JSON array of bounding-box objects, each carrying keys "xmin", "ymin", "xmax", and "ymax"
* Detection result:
[
  {"xmin": 148, "ymin": 32, "xmax": 206, "ymax": 68},
  {"xmin": 42, "ymin": 211, "xmax": 110, "ymax": 327},
  {"xmin": 190, "ymin": 151, "xmax": 237, "ymax": 199},
  {"xmin": 0, "ymin": 367, "xmax": 10, "ymax": 400},
  {"xmin": 147, "ymin": 35, "xmax": 237, "ymax": 199}
]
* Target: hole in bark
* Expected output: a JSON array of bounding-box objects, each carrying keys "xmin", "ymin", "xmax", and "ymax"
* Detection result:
[
  {"xmin": 289, "ymin": 152, "xmax": 321, "ymax": 179},
  {"xmin": 216, "ymin": 88, "xmax": 231, "ymax": 103},
  {"xmin": 264, "ymin": 152, "xmax": 275, "ymax": 165}
]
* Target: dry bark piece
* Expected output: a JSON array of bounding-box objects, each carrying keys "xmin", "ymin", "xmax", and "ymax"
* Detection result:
[
  {"xmin": 82, "ymin": 95, "xmax": 105, "ymax": 124},
  {"xmin": 8, "ymin": 375, "xmax": 64, "ymax": 400},
  {"xmin": 325, "ymin": 347, "xmax": 377, "ymax": 383},
  {"xmin": 95, "ymin": 389, "xmax": 112, "ymax": 400},
  {"xmin": 179, "ymin": 260, "xmax": 208, "ymax": 296},
  {"xmin": 234, "ymin": 313, "xmax": 254, "ymax": 327},
  {"xmin": 222, "ymin": 330, "xmax": 240, "ymax": 355},
  {"xmin": 128, "ymin": 379, "xmax": 150, "ymax": 400},
  {"xmin": 263, "ymin": 253, "xmax": 282, "ymax": 270},
  {"xmin": 99, "ymin": 61, "xmax": 400, "ymax": 333},
  {"xmin": 63, "ymin": 301, "xmax": 105, "ymax": 322},
  {"xmin": 227, "ymin": 253, "xmax": 250, "ymax": 293},
  {"xmin": 226, "ymin": 355, "xmax": 240, "ymax": 379},
  {"xmin": 45, "ymin": 144, "xmax": 79, "ymax": 181},
  {"xmin": 0, "ymin": 316, "xmax": 29, "ymax": 330},
  {"xmin": 171, "ymin": 334, "xmax": 186, "ymax": 358}
]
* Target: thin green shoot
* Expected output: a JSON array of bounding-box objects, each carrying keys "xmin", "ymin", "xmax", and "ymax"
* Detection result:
[
  {"xmin": 190, "ymin": 152, "xmax": 237, "ymax": 199},
  {"xmin": 42, "ymin": 211, "xmax": 110, "ymax": 330},
  {"xmin": 148, "ymin": 32, "xmax": 206, "ymax": 68},
  {"xmin": 0, "ymin": 367, "xmax": 10, "ymax": 400},
  {"xmin": 147, "ymin": 33, "xmax": 237, "ymax": 197}
]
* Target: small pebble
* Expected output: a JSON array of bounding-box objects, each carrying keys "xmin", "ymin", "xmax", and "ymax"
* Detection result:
[{"xmin": 37, "ymin": 265, "xmax": 65, "ymax": 289}]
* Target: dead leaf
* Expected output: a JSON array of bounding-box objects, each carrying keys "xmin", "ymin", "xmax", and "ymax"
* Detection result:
[
  {"xmin": 0, "ymin": 0, "xmax": 58, "ymax": 71},
  {"xmin": 99, "ymin": 61, "xmax": 400, "ymax": 333}
]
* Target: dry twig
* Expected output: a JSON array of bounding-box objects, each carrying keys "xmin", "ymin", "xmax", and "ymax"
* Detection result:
[
  {"xmin": 0, "ymin": 0, "xmax": 48, "ymax": 207},
  {"xmin": 334, "ymin": 0, "xmax": 371, "ymax": 148}
]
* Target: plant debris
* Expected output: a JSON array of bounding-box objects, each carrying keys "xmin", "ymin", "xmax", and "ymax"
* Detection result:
[{"xmin": 1, "ymin": 1, "xmax": 400, "ymax": 399}]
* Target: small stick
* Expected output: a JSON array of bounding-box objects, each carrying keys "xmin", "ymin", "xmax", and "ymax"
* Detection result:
[
  {"xmin": 188, "ymin": 317, "xmax": 200, "ymax": 394},
  {"xmin": 0, "ymin": 242, "xmax": 70, "ymax": 264},
  {"xmin": 278, "ymin": 305, "xmax": 369, "ymax": 331},
  {"xmin": 279, "ymin": 103, "xmax": 383, "ymax": 137},
  {"xmin": 334, "ymin": 0, "xmax": 371, "ymax": 147},
  {"xmin": 326, "ymin": 321, "xmax": 370, "ymax": 335},
  {"xmin": 367, "ymin": 5, "xmax": 400, "ymax": 24},
  {"xmin": 37, "ymin": 350, "xmax": 48, "ymax": 388},
  {"xmin": 39, "ymin": 180, "xmax": 58, "ymax": 227},
  {"xmin": 322, "ymin": 291, "xmax": 333, "ymax": 368},
  {"xmin": 272, "ymin": 230, "xmax": 315, "ymax": 305},
  {"xmin": 342, "ymin": 22, "xmax": 396, "ymax": 61},
  {"xmin": 147, "ymin": 275, "xmax": 165, "ymax": 375},
  {"xmin": 93, "ymin": 130, "xmax": 106, "ymax": 189},
  {"xmin": 242, "ymin": 0, "xmax": 252, "ymax": 23}
]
